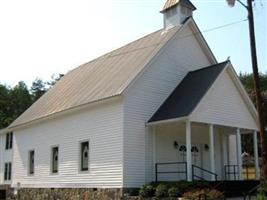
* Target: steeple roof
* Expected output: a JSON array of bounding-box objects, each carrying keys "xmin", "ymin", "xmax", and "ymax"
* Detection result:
[{"xmin": 161, "ymin": 0, "xmax": 196, "ymax": 13}]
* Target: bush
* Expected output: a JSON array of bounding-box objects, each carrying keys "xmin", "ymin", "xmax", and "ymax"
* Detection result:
[
  {"xmin": 206, "ymin": 189, "xmax": 224, "ymax": 200},
  {"xmin": 183, "ymin": 188, "xmax": 223, "ymax": 200},
  {"xmin": 139, "ymin": 184, "xmax": 155, "ymax": 197},
  {"xmin": 168, "ymin": 186, "xmax": 180, "ymax": 197},
  {"xmin": 183, "ymin": 189, "xmax": 205, "ymax": 200},
  {"xmin": 155, "ymin": 184, "xmax": 168, "ymax": 197},
  {"xmin": 257, "ymin": 194, "xmax": 267, "ymax": 200},
  {"xmin": 257, "ymin": 180, "xmax": 267, "ymax": 200}
]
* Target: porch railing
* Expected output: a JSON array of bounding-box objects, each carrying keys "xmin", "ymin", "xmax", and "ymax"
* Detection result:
[
  {"xmin": 155, "ymin": 162, "xmax": 187, "ymax": 182},
  {"xmin": 224, "ymin": 165, "xmax": 239, "ymax": 180},
  {"xmin": 243, "ymin": 165, "xmax": 256, "ymax": 180},
  {"xmin": 192, "ymin": 164, "xmax": 218, "ymax": 181}
]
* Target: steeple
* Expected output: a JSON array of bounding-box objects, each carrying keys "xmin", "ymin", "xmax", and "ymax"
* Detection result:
[{"xmin": 161, "ymin": 0, "xmax": 196, "ymax": 30}]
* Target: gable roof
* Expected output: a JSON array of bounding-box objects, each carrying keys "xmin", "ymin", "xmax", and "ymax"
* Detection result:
[
  {"xmin": 148, "ymin": 61, "xmax": 228, "ymax": 123},
  {"xmin": 161, "ymin": 0, "xmax": 196, "ymax": 13},
  {"xmin": 10, "ymin": 27, "xmax": 180, "ymax": 128}
]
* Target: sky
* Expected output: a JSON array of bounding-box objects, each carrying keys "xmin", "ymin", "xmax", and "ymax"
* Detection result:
[{"xmin": 0, "ymin": 0, "xmax": 266, "ymax": 87}]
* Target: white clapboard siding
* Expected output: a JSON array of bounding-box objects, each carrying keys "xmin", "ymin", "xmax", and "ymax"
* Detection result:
[
  {"xmin": 12, "ymin": 98, "xmax": 123, "ymax": 188},
  {"xmin": 123, "ymin": 24, "xmax": 212, "ymax": 188},
  {"xmin": 190, "ymin": 68, "xmax": 258, "ymax": 130},
  {"xmin": 0, "ymin": 133, "xmax": 13, "ymax": 185}
]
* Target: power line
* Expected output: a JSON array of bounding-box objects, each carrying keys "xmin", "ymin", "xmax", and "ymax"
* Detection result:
[
  {"xmin": 106, "ymin": 18, "xmax": 248, "ymax": 58},
  {"xmin": 200, "ymin": 19, "xmax": 248, "ymax": 34}
]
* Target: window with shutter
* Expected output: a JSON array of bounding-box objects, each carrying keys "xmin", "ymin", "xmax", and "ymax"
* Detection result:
[
  {"xmin": 4, "ymin": 162, "xmax": 11, "ymax": 181},
  {"xmin": 80, "ymin": 141, "xmax": 89, "ymax": 171},
  {"xmin": 29, "ymin": 150, "xmax": 35, "ymax": 175},
  {"xmin": 51, "ymin": 146, "xmax": 59, "ymax": 173},
  {"xmin": 5, "ymin": 132, "xmax": 13, "ymax": 150}
]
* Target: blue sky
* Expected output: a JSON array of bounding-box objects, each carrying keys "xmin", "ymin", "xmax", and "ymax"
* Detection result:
[{"xmin": 0, "ymin": 0, "xmax": 266, "ymax": 87}]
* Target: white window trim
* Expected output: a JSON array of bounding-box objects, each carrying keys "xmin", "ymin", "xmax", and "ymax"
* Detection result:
[
  {"xmin": 79, "ymin": 139, "xmax": 90, "ymax": 173},
  {"xmin": 28, "ymin": 149, "xmax": 35, "ymax": 176},
  {"xmin": 4, "ymin": 162, "xmax": 12, "ymax": 182},
  {"xmin": 5, "ymin": 132, "xmax": 13, "ymax": 150},
  {"xmin": 50, "ymin": 145, "xmax": 59, "ymax": 175}
]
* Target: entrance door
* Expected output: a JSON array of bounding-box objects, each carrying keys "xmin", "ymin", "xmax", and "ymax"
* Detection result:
[{"xmin": 178, "ymin": 144, "xmax": 201, "ymax": 166}]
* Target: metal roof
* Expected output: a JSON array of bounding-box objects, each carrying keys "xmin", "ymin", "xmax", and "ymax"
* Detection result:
[
  {"xmin": 161, "ymin": 0, "xmax": 196, "ymax": 13},
  {"xmin": 148, "ymin": 61, "xmax": 228, "ymax": 123},
  {"xmin": 10, "ymin": 27, "xmax": 180, "ymax": 128}
]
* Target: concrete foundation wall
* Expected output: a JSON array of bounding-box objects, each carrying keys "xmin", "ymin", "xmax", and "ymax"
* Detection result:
[{"xmin": 7, "ymin": 188, "xmax": 123, "ymax": 200}]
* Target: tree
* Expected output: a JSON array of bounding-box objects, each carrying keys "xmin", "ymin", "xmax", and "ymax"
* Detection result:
[
  {"xmin": 0, "ymin": 81, "xmax": 33, "ymax": 129},
  {"xmin": 239, "ymin": 72, "xmax": 267, "ymax": 126},
  {"xmin": 239, "ymin": 72, "xmax": 267, "ymax": 156},
  {"xmin": 47, "ymin": 74, "xmax": 64, "ymax": 87},
  {"xmin": 10, "ymin": 81, "xmax": 33, "ymax": 117},
  {"xmin": 0, "ymin": 84, "xmax": 13, "ymax": 129},
  {"xmin": 31, "ymin": 78, "xmax": 47, "ymax": 102},
  {"xmin": 0, "ymin": 73, "xmax": 64, "ymax": 129}
]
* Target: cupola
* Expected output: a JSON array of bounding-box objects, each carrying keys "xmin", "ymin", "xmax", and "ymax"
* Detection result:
[{"xmin": 161, "ymin": 0, "xmax": 196, "ymax": 30}]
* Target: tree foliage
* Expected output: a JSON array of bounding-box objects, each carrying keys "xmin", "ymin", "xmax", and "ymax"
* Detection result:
[
  {"xmin": 0, "ymin": 74, "xmax": 63, "ymax": 129},
  {"xmin": 239, "ymin": 72, "xmax": 267, "ymax": 155}
]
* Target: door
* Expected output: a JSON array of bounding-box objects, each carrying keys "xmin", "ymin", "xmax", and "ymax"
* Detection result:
[{"xmin": 178, "ymin": 144, "xmax": 201, "ymax": 166}]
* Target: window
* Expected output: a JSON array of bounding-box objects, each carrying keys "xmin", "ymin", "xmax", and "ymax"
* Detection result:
[
  {"xmin": 28, "ymin": 150, "xmax": 35, "ymax": 175},
  {"xmin": 51, "ymin": 146, "xmax": 59, "ymax": 173},
  {"xmin": 80, "ymin": 141, "xmax": 89, "ymax": 171},
  {"xmin": 4, "ymin": 162, "xmax": 12, "ymax": 181},
  {"xmin": 5, "ymin": 132, "xmax": 13, "ymax": 150}
]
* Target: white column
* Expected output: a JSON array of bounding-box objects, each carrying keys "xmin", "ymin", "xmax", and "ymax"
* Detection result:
[
  {"xmin": 253, "ymin": 130, "xmax": 260, "ymax": 180},
  {"xmin": 236, "ymin": 128, "xmax": 243, "ymax": 180},
  {"xmin": 222, "ymin": 134, "xmax": 229, "ymax": 166},
  {"xmin": 209, "ymin": 124, "xmax": 215, "ymax": 181},
  {"xmin": 186, "ymin": 120, "xmax": 192, "ymax": 181},
  {"xmin": 152, "ymin": 127, "xmax": 157, "ymax": 181}
]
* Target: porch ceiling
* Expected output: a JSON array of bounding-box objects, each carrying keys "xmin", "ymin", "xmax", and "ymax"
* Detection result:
[{"xmin": 148, "ymin": 62, "xmax": 228, "ymax": 123}]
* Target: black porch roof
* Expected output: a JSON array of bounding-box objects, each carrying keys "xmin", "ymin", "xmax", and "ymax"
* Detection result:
[{"xmin": 148, "ymin": 61, "xmax": 228, "ymax": 123}]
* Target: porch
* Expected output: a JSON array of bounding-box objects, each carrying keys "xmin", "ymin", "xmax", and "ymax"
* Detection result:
[{"xmin": 149, "ymin": 120, "xmax": 260, "ymax": 182}]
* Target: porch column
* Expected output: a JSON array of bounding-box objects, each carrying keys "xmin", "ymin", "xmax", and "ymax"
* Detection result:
[
  {"xmin": 209, "ymin": 124, "xmax": 215, "ymax": 180},
  {"xmin": 186, "ymin": 120, "xmax": 192, "ymax": 181},
  {"xmin": 236, "ymin": 128, "xmax": 243, "ymax": 180},
  {"xmin": 253, "ymin": 130, "xmax": 260, "ymax": 179},
  {"xmin": 152, "ymin": 126, "xmax": 157, "ymax": 181},
  {"xmin": 222, "ymin": 134, "xmax": 229, "ymax": 166}
]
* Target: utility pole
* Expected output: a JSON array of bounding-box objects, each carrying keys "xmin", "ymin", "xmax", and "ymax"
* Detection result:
[
  {"xmin": 246, "ymin": 0, "xmax": 267, "ymax": 179},
  {"xmin": 226, "ymin": 0, "xmax": 267, "ymax": 178}
]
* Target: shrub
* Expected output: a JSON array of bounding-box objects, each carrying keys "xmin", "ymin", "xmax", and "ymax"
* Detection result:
[
  {"xmin": 139, "ymin": 184, "xmax": 155, "ymax": 197},
  {"xmin": 257, "ymin": 180, "xmax": 267, "ymax": 200},
  {"xmin": 206, "ymin": 189, "xmax": 224, "ymax": 200},
  {"xmin": 183, "ymin": 188, "xmax": 223, "ymax": 200},
  {"xmin": 183, "ymin": 189, "xmax": 205, "ymax": 200},
  {"xmin": 257, "ymin": 194, "xmax": 267, "ymax": 200},
  {"xmin": 155, "ymin": 184, "xmax": 169, "ymax": 197},
  {"xmin": 168, "ymin": 186, "xmax": 180, "ymax": 197},
  {"xmin": 129, "ymin": 188, "xmax": 139, "ymax": 196}
]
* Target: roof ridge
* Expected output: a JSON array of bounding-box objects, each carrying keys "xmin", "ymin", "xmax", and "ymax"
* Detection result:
[{"xmin": 188, "ymin": 61, "xmax": 229, "ymax": 74}]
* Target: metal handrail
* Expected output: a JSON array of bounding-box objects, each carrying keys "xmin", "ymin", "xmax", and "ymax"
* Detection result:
[
  {"xmin": 224, "ymin": 165, "xmax": 239, "ymax": 180},
  {"xmin": 155, "ymin": 162, "xmax": 187, "ymax": 182},
  {"xmin": 243, "ymin": 183, "xmax": 261, "ymax": 200},
  {"xmin": 192, "ymin": 164, "xmax": 218, "ymax": 181}
]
